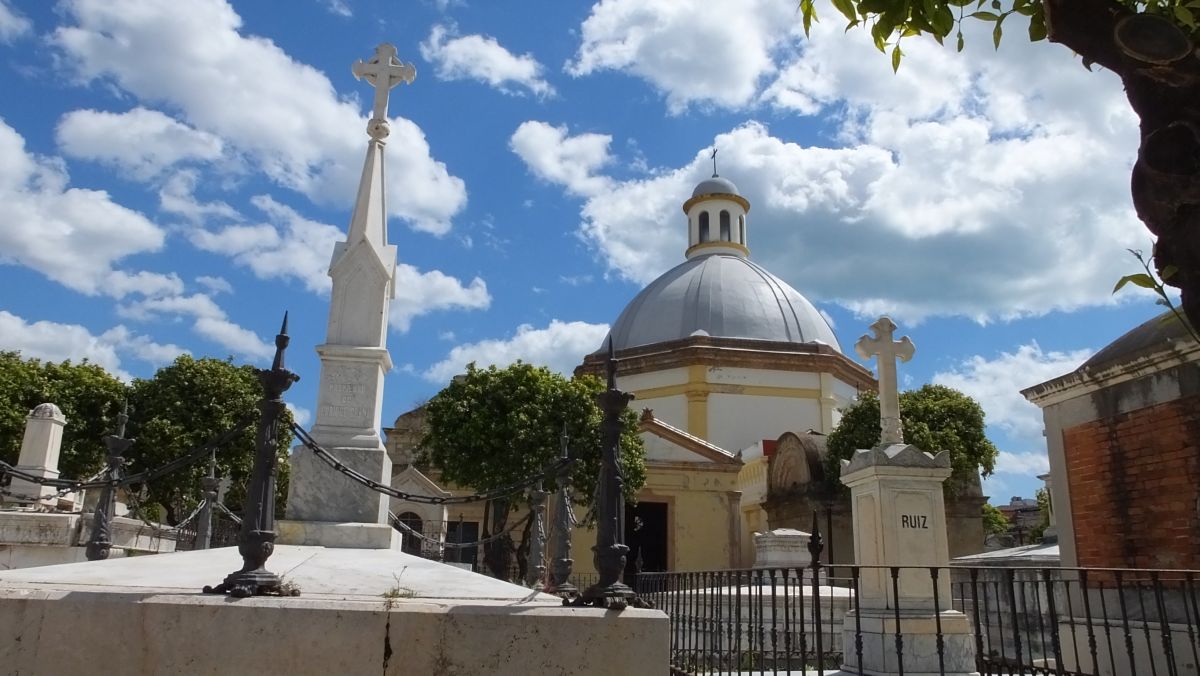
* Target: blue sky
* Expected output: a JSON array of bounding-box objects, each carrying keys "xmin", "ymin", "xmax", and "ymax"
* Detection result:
[{"xmin": 0, "ymin": 0, "xmax": 1164, "ymax": 503}]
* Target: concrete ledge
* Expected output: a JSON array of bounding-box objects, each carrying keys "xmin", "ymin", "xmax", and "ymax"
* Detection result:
[
  {"xmin": 0, "ymin": 588, "xmax": 668, "ymax": 676},
  {"xmin": 277, "ymin": 520, "xmax": 401, "ymax": 550}
]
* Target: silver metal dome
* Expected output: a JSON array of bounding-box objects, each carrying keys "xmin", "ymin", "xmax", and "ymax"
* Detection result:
[
  {"xmin": 691, "ymin": 176, "xmax": 740, "ymax": 197},
  {"xmin": 606, "ymin": 253, "xmax": 840, "ymax": 351}
]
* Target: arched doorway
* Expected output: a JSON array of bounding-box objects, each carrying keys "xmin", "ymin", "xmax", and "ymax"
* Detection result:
[{"xmin": 397, "ymin": 511, "xmax": 424, "ymax": 557}]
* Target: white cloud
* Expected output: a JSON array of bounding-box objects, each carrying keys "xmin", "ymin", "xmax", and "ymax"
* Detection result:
[
  {"xmin": 0, "ymin": 118, "xmax": 179, "ymax": 299},
  {"xmin": 287, "ymin": 403, "xmax": 312, "ymax": 427},
  {"xmin": 994, "ymin": 450, "xmax": 1050, "ymax": 477},
  {"xmin": 321, "ymin": 0, "xmax": 351, "ymax": 17},
  {"xmin": 118, "ymin": 293, "xmax": 272, "ymax": 360},
  {"xmin": 159, "ymin": 170, "xmax": 242, "ymax": 224},
  {"xmin": 531, "ymin": 7, "xmax": 1146, "ymax": 322},
  {"xmin": 510, "ymin": 121, "xmax": 612, "ymax": 196},
  {"xmin": 0, "ymin": 0, "xmax": 31, "ymax": 43},
  {"xmin": 196, "ymin": 275, "xmax": 233, "ymax": 295},
  {"xmin": 933, "ymin": 343, "xmax": 1093, "ymax": 446},
  {"xmin": 421, "ymin": 24, "xmax": 554, "ymax": 97},
  {"xmin": 391, "ymin": 265, "xmax": 491, "ymax": 332},
  {"xmin": 568, "ymin": 0, "xmax": 799, "ymax": 113},
  {"xmin": 186, "ymin": 196, "xmax": 492, "ymax": 329},
  {"xmin": 53, "ymin": 0, "xmax": 466, "ymax": 235},
  {"xmin": 0, "ymin": 310, "xmax": 184, "ymax": 381},
  {"xmin": 424, "ymin": 320, "xmax": 609, "ymax": 383},
  {"xmin": 188, "ymin": 195, "xmax": 341, "ymax": 294},
  {"xmin": 57, "ymin": 107, "xmax": 225, "ymax": 179}
]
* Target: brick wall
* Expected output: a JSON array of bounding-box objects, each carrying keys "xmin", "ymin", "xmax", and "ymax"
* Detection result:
[{"xmin": 1064, "ymin": 393, "xmax": 1200, "ymax": 570}]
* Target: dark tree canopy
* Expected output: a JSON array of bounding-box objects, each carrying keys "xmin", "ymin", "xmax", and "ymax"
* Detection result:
[
  {"xmin": 825, "ymin": 384, "xmax": 999, "ymax": 494},
  {"xmin": 0, "ymin": 352, "xmax": 127, "ymax": 480},
  {"xmin": 422, "ymin": 361, "xmax": 646, "ymax": 508},
  {"xmin": 127, "ymin": 355, "xmax": 292, "ymax": 523},
  {"xmin": 802, "ymin": 0, "xmax": 1200, "ymax": 331},
  {"xmin": 0, "ymin": 351, "xmax": 290, "ymax": 524}
]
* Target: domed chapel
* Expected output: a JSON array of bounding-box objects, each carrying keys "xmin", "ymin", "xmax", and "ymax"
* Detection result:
[
  {"xmin": 575, "ymin": 172, "xmax": 875, "ymax": 571},
  {"xmin": 385, "ymin": 171, "xmax": 877, "ymax": 574}
]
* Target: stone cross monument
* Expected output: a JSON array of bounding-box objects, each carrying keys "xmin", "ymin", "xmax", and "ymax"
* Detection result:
[
  {"xmin": 855, "ymin": 316, "xmax": 914, "ymax": 446},
  {"xmin": 841, "ymin": 317, "xmax": 978, "ymax": 676},
  {"xmin": 280, "ymin": 44, "xmax": 415, "ymax": 550}
]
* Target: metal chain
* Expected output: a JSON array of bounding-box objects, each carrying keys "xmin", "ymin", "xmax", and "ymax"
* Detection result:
[
  {"xmin": 173, "ymin": 498, "xmax": 208, "ymax": 529},
  {"xmin": 0, "ymin": 414, "xmax": 255, "ymax": 491},
  {"xmin": 567, "ymin": 501, "xmax": 595, "ymax": 528},
  {"xmin": 214, "ymin": 501, "xmax": 242, "ymax": 524},
  {"xmin": 291, "ymin": 423, "xmax": 573, "ymax": 505},
  {"xmin": 389, "ymin": 510, "xmax": 532, "ymax": 549}
]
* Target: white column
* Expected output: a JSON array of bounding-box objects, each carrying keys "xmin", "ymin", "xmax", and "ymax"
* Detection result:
[{"xmin": 7, "ymin": 404, "xmax": 67, "ymax": 507}]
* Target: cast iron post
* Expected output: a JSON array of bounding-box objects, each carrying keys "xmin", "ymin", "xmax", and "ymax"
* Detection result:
[
  {"xmin": 546, "ymin": 427, "xmax": 577, "ymax": 598},
  {"xmin": 525, "ymin": 480, "xmax": 548, "ymax": 590},
  {"xmin": 577, "ymin": 340, "xmax": 640, "ymax": 608},
  {"xmin": 195, "ymin": 451, "xmax": 218, "ymax": 550},
  {"xmin": 85, "ymin": 403, "xmax": 133, "ymax": 561},
  {"xmin": 204, "ymin": 313, "xmax": 299, "ymax": 597}
]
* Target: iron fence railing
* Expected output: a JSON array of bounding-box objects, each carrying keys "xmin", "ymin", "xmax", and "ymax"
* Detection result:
[{"xmin": 639, "ymin": 564, "xmax": 1200, "ymax": 676}]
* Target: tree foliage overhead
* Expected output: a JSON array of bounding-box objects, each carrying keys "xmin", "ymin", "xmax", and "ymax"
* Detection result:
[
  {"xmin": 824, "ymin": 384, "xmax": 999, "ymax": 494},
  {"xmin": 799, "ymin": 0, "xmax": 1200, "ymax": 331},
  {"xmin": 421, "ymin": 361, "xmax": 647, "ymax": 509},
  {"xmin": 127, "ymin": 355, "xmax": 292, "ymax": 523},
  {"xmin": 0, "ymin": 352, "xmax": 127, "ymax": 480}
]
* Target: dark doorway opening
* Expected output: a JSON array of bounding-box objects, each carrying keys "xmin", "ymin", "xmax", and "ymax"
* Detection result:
[
  {"xmin": 446, "ymin": 520, "xmax": 480, "ymax": 570},
  {"xmin": 625, "ymin": 501, "xmax": 668, "ymax": 581}
]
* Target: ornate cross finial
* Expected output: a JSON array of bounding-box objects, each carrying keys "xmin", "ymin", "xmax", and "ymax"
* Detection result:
[
  {"xmin": 710, "ymin": 147, "xmax": 719, "ymax": 177},
  {"xmin": 352, "ymin": 43, "xmax": 416, "ymax": 140},
  {"xmin": 854, "ymin": 316, "xmax": 915, "ymax": 446}
]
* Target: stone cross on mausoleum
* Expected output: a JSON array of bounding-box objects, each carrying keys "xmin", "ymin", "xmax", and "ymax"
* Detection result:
[
  {"xmin": 854, "ymin": 316, "xmax": 914, "ymax": 445},
  {"xmin": 841, "ymin": 316, "xmax": 978, "ymax": 676},
  {"xmin": 352, "ymin": 43, "xmax": 416, "ymax": 140}
]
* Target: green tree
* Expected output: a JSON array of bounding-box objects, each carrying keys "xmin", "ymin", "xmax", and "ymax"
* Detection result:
[
  {"xmin": 799, "ymin": 0, "xmax": 1200, "ymax": 329},
  {"xmin": 127, "ymin": 355, "xmax": 292, "ymax": 524},
  {"xmin": 824, "ymin": 384, "xmax": 999, "ymax": 494},
  {"xmin": 982, "ymin": 502, "xmax": 1011, "ymax": 537},
  {"xmin": 1028, "ymin": 487, "xmax": 1052, "ymax": 541},
  {"xmin": 422, "ymin": 362, "xmax": 647, "ymax": 578},
  {"xmin": 0, "ymin": 352, "xmax": 127, "ymax": 480}
]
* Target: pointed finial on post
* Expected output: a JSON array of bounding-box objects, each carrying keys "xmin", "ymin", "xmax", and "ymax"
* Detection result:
[
  {"xmin": 271, "ymin": 312, "xmax": 290, "ymax": 372},
  {"xmin": 605, "ymin": 337, "xmax": 617, "ymax": 390},
  {"xmin": 560, "ymin": 423, "xmax": 570, "ymax": 460},
  {"xmin": 113, "ymin": 400, "xmax": 129, "ymax": 439}
]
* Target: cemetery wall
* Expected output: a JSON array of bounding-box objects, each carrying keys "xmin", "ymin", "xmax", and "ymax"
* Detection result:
[{"xmin": 1063, "ymin": 390, "xmax": 1200, "ymax": 570}]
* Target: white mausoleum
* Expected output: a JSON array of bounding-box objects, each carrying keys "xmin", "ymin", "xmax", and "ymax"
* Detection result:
[{"xmin": 577, "ymin": 172, "xmax": 875, "ymax": 568}]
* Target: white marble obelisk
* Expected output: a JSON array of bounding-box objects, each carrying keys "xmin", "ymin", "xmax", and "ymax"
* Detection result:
[{"xmin": 281, "ymin": 44, "xmax": 415, "ymax": 549}]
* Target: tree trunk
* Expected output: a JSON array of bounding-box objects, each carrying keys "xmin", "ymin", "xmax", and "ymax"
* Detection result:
[
  {"xmin": 515, "ymin": 512, "xmax": 533, "ymax": 582},
  {"xmin": 1045, "ymin": 0, "xmax": 1200, "ymax": 328},
  {"xmin": 482, "ymin": 498, "xmax": 512, "ymax": 579}
]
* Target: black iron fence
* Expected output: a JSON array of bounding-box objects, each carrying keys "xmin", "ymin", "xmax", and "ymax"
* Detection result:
[
  {"xmin": 174, "ymin": 517, "xmax": 241, "ymax": 551},
  {"xmin": 638, "ymin": 564, "xmax": 1200, "ymax": 676}
]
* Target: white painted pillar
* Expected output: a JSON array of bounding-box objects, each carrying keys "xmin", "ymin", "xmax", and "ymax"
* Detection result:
[{"xmin": 7, "ymin": 404, "xmax": 67, "ymax": 507}]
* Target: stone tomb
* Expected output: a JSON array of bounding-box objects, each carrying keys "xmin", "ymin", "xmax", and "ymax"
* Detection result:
[{"xmin": 0, "ymin": 545, "xmax": 666, "ymax": 675}]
